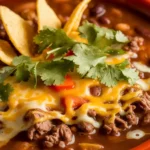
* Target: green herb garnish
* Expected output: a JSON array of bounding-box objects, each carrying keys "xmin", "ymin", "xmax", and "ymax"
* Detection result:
[
  {"xmin": 0, "ymin": 83, "xmax": 13, "ymax": 102},
  {"xmin": 0, "ymin": 21, "xmax": 139, "ymax": 101}
]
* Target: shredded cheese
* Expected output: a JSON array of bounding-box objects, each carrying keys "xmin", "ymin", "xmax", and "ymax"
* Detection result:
[{"xmin": 0, "ymin": 75, "xmax": 143, "ymax": 147}]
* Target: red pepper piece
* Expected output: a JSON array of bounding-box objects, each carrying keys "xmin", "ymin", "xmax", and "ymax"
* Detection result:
[
  {"xmin": 62, "ymin": 96, "xmax": 88, "ymax": 109},
  {"xmin": 51, "ymin": 75, "xmax": 75, "ymax": 91},
  {"xmin": 65, "ymin": 50, "xmax": 74, "ymax": 56}
]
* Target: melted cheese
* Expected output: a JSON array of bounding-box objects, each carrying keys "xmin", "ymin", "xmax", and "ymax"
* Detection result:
[
  {"xmin": 106, "ymin": 52, "xmax": 134, "ymax": 65},
  {"xmin": 0, "ymin": 76, "xmax": 143, "ymax": 147}
]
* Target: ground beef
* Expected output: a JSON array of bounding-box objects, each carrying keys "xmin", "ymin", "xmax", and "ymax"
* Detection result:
[
  {"xmin": 28, "ymin": 120, "xmax": 52, "ymax": 140},
  {"xmin": 24, "ymin": 109, "xmax": 45, "ymax": 122},
  {"xmin": 124, "ymin": 36, "xmax": 144, "ymax": 52},
  {"xmin": 139, "ymin": 92, "xmax": 150, "ymax": 112},
  {"xmin": 43, "ymin": 124, "xmax": 73, "ymax": 148},
  {"xmin": 77, "ymin": 121, "xmax": 95, "ymax": 133},
  {"xmin": 142, "ymin": 111, "xmax": 150, "ymax": 125},
  {"xmin": 88, "ymin": 109, "xmax": 97, "ymax": 118},
  {"xmin": 43, "ymin": 131, "xmax": 59, "ymax": 148},
  {"xmin": 121, "ymin": 87, "xmax": 139, "ymax": 96},
  {"xmin": 126, "ymin": 105, "xmax": 139, "ymax": 125},
  {"xmin": 103, "ymin": 115, "xmax": 131, "ymax": 136},
  {"xmin": 103, "ymin": 123, "xmax": 120, "ymax": 136},
  {"xmin": 115, "ymin": 116, "xmax": 128, "ymax": 129}
]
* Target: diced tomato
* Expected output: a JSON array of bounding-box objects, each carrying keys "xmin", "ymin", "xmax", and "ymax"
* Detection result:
[
  {"xmin": 48, "ymin": 54, "xmax": 54, "ymax": 60},
  {"xmin": 65, "ymin": 50, "xmax": 74, "ymax": 57},
  {"xmin": 130, "ymin": 139, "xmax": 150, "ymax": 150},
  {"xmin": 62, "ymin": 96, "xmax": 88, "ymax": 109},
  {"xmin": 51, "ymin": 75, "xmax": 75, "ymax": 91},
  {"xmin": 47, "ymin": 50, "xmax": 74, "ymax": 60}
]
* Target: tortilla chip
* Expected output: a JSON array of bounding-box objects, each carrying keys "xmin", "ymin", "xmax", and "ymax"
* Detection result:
[
  {"xmin": 0, "ymin": 6, "xmax": 35, "ymax": 56},
  {"xmin": 37, "ymin": 0, "xmax": 61, "ymax": 31},
  {"xmin": 64, "ymin": 0, "xmax": 91, "ymax": 35},
  {"xmin": 79, "ymin": 143, "xmax": 104, "ymax": 150},
  {"xmin": 0, "ymin": 40, "xmax": 17, "ymax": 65}
]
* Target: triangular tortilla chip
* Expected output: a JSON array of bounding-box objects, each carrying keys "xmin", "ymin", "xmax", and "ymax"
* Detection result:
[
  {"xmin": 37, "ymin": 0, "xmax": 61, "ymax": 31},
  {"xmin": 0, "ymin": 6, "xmax": 35, "ymax": 56},
  {"xmin": 64, "ymin": 0, "xmax": 91, "ymax": 35},
  {"xmin": 0, "ymin": 40, "xmax": 17, "ymax": 65}
]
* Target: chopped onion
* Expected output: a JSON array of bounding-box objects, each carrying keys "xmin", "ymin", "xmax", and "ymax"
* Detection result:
[
  {"xmin": 126, "ymin": 130, "xmax": 145, "ymax": 140},
  {"xmin": 136, "ymin": 79, "xmax": 150, "ymax": 91},
  {"xmin": 133, "ymin": 62, "xmax": 150, "ymax": 73}
]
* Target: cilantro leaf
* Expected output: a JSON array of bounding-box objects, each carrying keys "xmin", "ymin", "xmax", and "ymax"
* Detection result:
[
  {"xmin": 0, "ymin": 66, "xmax": 15, "ymax": 83},
  {"xmin": 66, "ymin": 43, "xmax": 106, "ymax": 76},
  {"xmin": 34, "ymin": 27, "xmax": 75, "ymax": 54},
  {"xmin": 0, "ymin": 83, "xmax": 13, "ymax": 102},
  {"xmin": 33, "ymin": 62, "xmax": 39, "ymax": 88},
  {"xmin": 15, "ymin": 64, "xmax": 30, "ymax": 82},
  {"xmin": 12, "ymin": 56, "xmax": 31, "ymax": 66},
  {"xmin": 106, "ymin": 49, "xmax": 125, "ymax": 55},
  {"xmin": 37, "ymin": 60, "xmax": 74, "ymax": 85},
  {"xmin": 121, "ymin": 68, "xmax": 139, "ymax": 85},
  {"xmin": 116, "ymin": 31, "xmax": 129, "ymax": 43},
  {"xmin": 87, "ymin": 64, "xmax": 123, "ymax": 87},
  {"xmin": 116, "ymin": 60, "xmax": 129, "ymax": 69},
  {"xmin": 79, "ymin": 21, "xmax": 129, "ymax": 49},
  {"xmin": 12, "ymin": 56, "xmax": 39, "ymax": 85},
  {"xmin": 87, "ymin": 61, "xmax": 139, "ymax": 87}
]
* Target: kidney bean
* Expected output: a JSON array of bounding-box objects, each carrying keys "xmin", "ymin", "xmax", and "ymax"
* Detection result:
[
  {"xmin": 98, "ymin": 16, "xmax": 111, "ymax": 25},
  {"xmin": 90, "ymin": 4, "xmax": 106, "ymax": 18},
  {"xmin": 89, "ymin": 86, "xmax": 102, "ymax": 97},
  {"xmin": 115, "ymin": 23, "xmax": 130, "ymax": 32}
]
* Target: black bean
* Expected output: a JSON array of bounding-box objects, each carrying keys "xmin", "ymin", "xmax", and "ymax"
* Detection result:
[
  {"xmin": 88, "ymin": 18, "xmax": 99, "ymax": 26},
  {"xmin": 90, "ymin": 4, "xmax": 106, "ymax": 18},
  {"xmin": 90, "ymin": 86, "xmax": 102, "ymax": 97},
  {"xmin": 98, "ymin": 16, "xmax": 111, "ymax": 25},
  {"xmin": 135, "ymin": 26, "xmax": 150, "ymax": 38}
]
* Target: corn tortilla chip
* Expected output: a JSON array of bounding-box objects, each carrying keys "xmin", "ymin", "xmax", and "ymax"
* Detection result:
[
  {"xmin": 37, "ymin": 0, "xmax": 61, "ymax": 31},
  {"xmin": 0, "ymin": 40, "xmax": 17, "ymax": 65},
  {"xmin": 0, "ymin": 6, "xmax": 35, "ymax": 56},
  {"xmin": 64, "ymin": 0, "xmax": 91, "ymax": 35}
]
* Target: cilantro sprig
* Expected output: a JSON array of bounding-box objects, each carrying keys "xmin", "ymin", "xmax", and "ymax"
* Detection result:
[
  {"xmin": 34, "ymin": 27, "xmax": 75, "ymax": 55},
  {"xmin": 79, "ymin": 21, "xmax": 129, "ymax": 48},
  {"xmin": 33, "ymin": 21, "xmax": 138, "ymax": 87},
  {"xmin": 0, "ymin": 83, "xmax": 13, "ymax": 102},
  {"xmin": 0, "ymin": 21, "xmax": 139, "ymax": 101},
  {"xmin": 0, "ymin": 56, "xmax": 73, "ymax": 101}
]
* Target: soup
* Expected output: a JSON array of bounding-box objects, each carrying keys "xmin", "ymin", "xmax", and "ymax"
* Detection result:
[{"xmin": 0, "ymin": 0, "xmax": 150, "ymax": 150}]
